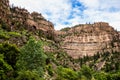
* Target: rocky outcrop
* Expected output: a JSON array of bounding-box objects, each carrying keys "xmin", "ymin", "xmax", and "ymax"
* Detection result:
[
  {"xmin": 0, "ymin": 0, "xmax": 10, "ymax": 18},
  {"xmin": 59, "ymin": 22, "xmax": 120, "ymax": 59},
  {"xmin": 118, "ymin": 32, "xmax": 120, "ymax": 39},
  {"xmin": 0, "ymin": 0, "xmax": 54, "ymax": 32},
  {"xmin": 27, "ymin": 12, "xmax": 54, "ymax": 31},
  {"xmin": 1, "ymin": 0, "xmax": 120, "ymax": 59},
  {"xmin": 0, "ymin": 0, "xmax": 11, "ymax": 26},
  {"xmin": 9, "ymin": 7, "xmax": 54, "ymax": 31}
]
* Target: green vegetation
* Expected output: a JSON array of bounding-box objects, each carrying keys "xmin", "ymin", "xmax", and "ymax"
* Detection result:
[
  {"xmin": 0, "ymin": 54, "xmax": 13, "ymax": 80},
  {"xmin": 0, "ymin": 43, "xmax": 19, "ymax": 80},
  {"xmin": 0, "ymin": 29, "xmax": 10, "ymax": 39},
  {"xmin": 56, "ymin": 66, "xmax": 79, "ymax": 80},
  {"xmin": 0, "ymin": 8, "xmax": 120, "ymax": 79},
  {"xmin": 16, "ymin": 70, "xmax": 44, "ymax": 80},
  {"xmin": 0, "ymin": 25, "xmax": 120, "ymax": 79},
  {"xmin": 0, "ymin": 29, "xmax": 21, "ymax": 40},
  {"xmin": 0, "ymin": 43, "xmax": 20, "ymax": 68},
  {"xmin": 8, "ymin": 32, "xmax": 21, "ymax": 37},
  {"xmin": 60, "ymin": 27, "xmax": 71, "ymax": 32},
  {"xmin": 17, "ymin": 37, "xmax": 47, "ymax": 77}
]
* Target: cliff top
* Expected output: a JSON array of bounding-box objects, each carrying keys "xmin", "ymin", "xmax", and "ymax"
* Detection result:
[{"xmin": 60, "ymin": 22, "xmax": 116, "ymax": 36}]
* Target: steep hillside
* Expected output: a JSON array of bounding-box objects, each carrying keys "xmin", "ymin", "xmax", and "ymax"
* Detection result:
[
  {"xmin": 0, "ymin": 0, "xmax": 54, "ymax": 39},
  {"xmin": 0, "ymin": 0, "xmax": 11, "ymax": 28},
  {"xmin": 0, "ymin": 0, "xmax": 56, "ymax": 46},
  {"xmin": 0, "ymin": 0, "xmax": 120, "ymax": 80},
  {"xmin": 10, "ymin": 7, "xmax": 54, "ymax": 31}
]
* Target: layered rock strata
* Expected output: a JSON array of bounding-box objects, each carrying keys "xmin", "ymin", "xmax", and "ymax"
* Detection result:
[
  {"xmin": 59, "ymin": 22, "xmax": 120, "ymax": 59},
  {"xmin": 0, "ymin": 0, "xmax": 54, "ymax": 32}
]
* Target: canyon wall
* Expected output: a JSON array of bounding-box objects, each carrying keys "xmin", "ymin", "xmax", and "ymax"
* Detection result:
[
  {"xmin": 0, "ymin": 0, "xmax": 54, "ymax": 32},
  {"xmin": 0, "ymin": 0, "xmax": 11, "ymax": 25},
  {"xmin": 58, "ymin": 22, "xmax": 120, "ymax": 59},
  {"xmin": 1, "ymin": 0, "xmax": 120, "ymax": 59}
]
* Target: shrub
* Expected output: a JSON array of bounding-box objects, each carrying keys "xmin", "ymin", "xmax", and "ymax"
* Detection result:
[
  {"xmin": 46, "ymin": 64, "xmax": 54, "ymax": 76},
  {"xmin": 0, "ymin": 43, "xmax": 20, "ymax": 68},
  {"xmin": 8, "ymin": 32, "xmax": 21, "ymax": 37},
  {"xmin": 94, "ymin": 71, "xmax": 107, "ymax": 80},
  {"xmin": 80, "ymin": 65, "xmax": 93, "ymax": 80},
  {"xmin": 0, "ymin": 29, "xmax": 10, "ymax": 39},
  {"xmin": 16, "ymin": 70, "xmax": 44, "ymax": 80},
  {"xmin": 0, "ymin": 54, "xmax": 13, "ymax": 80},
  {"xmin": 56, "ymin": 66, "xmax": 78, "ymax": 80}
]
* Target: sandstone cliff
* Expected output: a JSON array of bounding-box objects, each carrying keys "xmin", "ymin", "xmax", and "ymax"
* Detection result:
[
  {"xmin": 58, "ymin": 22, "xmax": 120, "ymax": 59},
  {"xmin": 0, "ymin": 0, "xmax": 10, "ymax": 18},
  {"xmin": 10, "ymin": 7, "xmax": 54, "ymax": 31},
  {"xmin": 1, "ymin": 0, "xmax": 120, "ymax": 60},
  {"xmin": 0, "ymin": 0, "xmax": 55, "ymax": 47},
  {"xmin": 0, "ymin": 0, "xmax": 11, "ymax": 27},
  {"xmin": 0, "ymin": 0, "xmax": 54, "ymax": 32}
]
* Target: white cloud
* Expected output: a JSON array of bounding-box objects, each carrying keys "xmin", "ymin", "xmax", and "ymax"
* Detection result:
[
  {"xmin": 78, "ymin": 0, "xmax": 120, "ymax": 31},
  {"xmin": 10, "ymin": 0, "xmax": 72, "ymax": 30},
  {"xmin": 79, "ymin": 0, "xmax": 99, "ymax": 9},
  {"xmin": 9, "ymin": 0, "xmax": 120, "ymax": 31}
]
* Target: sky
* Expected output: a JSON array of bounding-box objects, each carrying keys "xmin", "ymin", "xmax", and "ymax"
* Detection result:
[{"xmin": 9, "ymin": 0, "xmax": 120, "ymax": 31}]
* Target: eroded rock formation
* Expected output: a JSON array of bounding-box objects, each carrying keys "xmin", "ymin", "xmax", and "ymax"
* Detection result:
[
  {"xmin": 0, "ymin": 0, "xmax": 10, "ymax": 18},
  {"xmin": 0, "ymin": 0, "xmax": 54, "ymax": 32},
  {"xmin": 1, "ymin": 0, "xmax": 120, "ymax": 59},
  {"xmin": 58, "ymin": 22, "xmax": 120, "ymax": 59},
  {"xmin": 0, "ymin": 0, "xmax": 11, "ymax": 26}
]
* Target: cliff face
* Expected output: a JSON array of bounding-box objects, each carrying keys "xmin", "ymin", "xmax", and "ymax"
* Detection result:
[
  {"xmin": 58, "ymin": 22, "xmax": 120, "ymax": 59},
  {"xmin": 0, "ymin": 0, "xmax": 54, "ymax": 32},
  {"xmin": 0, "ymin": 0, "xmax": 10, "ymax": 25},
  {"xmin": 10, "ymin": 7, "xmax": 54, "ymax": 31},
  {"xmin": 1, "ymin": 0, "xmax": 120, "ymax": 60},
  {"xmin": 0, "ymin": 0, "xmax": 10, "ymax": 17},
  {"xmin": 119, "ymin": 32, "xmax": 120, "ymax": 39}
]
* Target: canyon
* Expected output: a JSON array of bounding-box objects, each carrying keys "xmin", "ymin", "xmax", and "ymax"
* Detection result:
[
  {"xmin": 0, "ymin": 0, "xmax": 120, "ymax": 59},
  {"xmin": 1, "ymin": 1, "xmax": 120, "ymax": 79},
  {"xmin": 58, "ymin": 22, "xmax": 120, "ymax": 59}
]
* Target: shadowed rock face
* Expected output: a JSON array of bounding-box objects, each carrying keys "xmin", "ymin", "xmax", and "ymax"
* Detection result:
[
  {"xmin": 118, "ymin": 32, "xmax": 120, "ymax": 39},
  {"xmin": 0, "ymin": 0, "xmax": 10, "ymax": 23},
  {"xmin": 0, "ymin": 0, "xmax": 9, "ymax": 15},
  {"xmin": 58, "ymin": 22, "xmax": 120, "ymax": 59}
]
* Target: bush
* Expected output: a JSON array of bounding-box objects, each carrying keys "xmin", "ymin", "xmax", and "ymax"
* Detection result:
[
  {"xmin": 56, "ymin": 66, "xmax": 78, "ymax": 80},
  {"xmin": 8, "ymin": 32, "xmax": 21, "ymax": 37},
  {"xmin": 80, "ymin": 65, "xmax": 93, "ymax": 80},
  {"xmin": 0, "ymin": 54, "xmax": 13, "ymax": 80},
  {"xmin": 16, "ymin": 70, "xmax": 44, "ymax": 80},
  {"xmin": 46, "ymin": 64, "xmax": 54, "ymax": 76},
  {"xmin": 94, "ymin": 72, "xmax": 107, "ymax": 80},
  {"xmin": 107, "ymin": 72, "xmax": 120, "ymax": 80},
  {"xmin": 0, "ymin": 29, "xmax": 10, "ymax": 39},
  {"xmin": 0, "ymin": 43, "xmax": 20, "ymax": 68}
]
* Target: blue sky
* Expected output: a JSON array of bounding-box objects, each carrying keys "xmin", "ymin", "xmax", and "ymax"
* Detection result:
[{"xmin": 9, "ymin": 0, "xmax": 120, "ymax": 31}]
